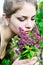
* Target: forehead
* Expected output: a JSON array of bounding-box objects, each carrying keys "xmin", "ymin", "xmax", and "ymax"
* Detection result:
[{"xmin": 14, "ymin": 2, "xmax": 36, "ymax": 17}]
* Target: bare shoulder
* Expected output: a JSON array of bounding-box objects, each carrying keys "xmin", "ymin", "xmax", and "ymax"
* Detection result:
[{"xmin": 0, "ymin": 23, "xmax": 13, "ymax": 40}]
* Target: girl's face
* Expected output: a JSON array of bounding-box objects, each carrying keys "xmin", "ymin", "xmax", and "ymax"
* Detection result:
[{"xmin": 9, "ymin": 2, "xmax": 36, "ymax": 35}]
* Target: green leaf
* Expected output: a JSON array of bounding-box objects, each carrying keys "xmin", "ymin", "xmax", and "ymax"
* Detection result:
[
  {"xmin": 31, "ymin": 46, "xmax": 38, "ymax": 51},
  {"xmin": 10, "ymin": 51, "xmax": 15, "ymax": 58},
  {"xmin": 39, "ymin": 21, "xmax": 43, "ymax": 28},
  {"xmin": 13, "ymin": 36, "xmax": 19, "ymax": 42},
  {"xmin": 27, "ymin": 53, "xmax": 32, "ymax": 59},
  {"xmin": 39, "ymin": 1, "xmax": 43, "ymax": 10},
  {"xmin": 10, "ymin": 36, "xmax": 19, "ymax": 47},
  {"xmin": 26, "ymin": 51, "xmax": 35, "ymax": 59},
  {"xmin": 39, "ymin": 42, "xmax": 43, "ymax": 47},
  {"xmin": 28, "ymin": 32, "xmax": 32, "ymax": 36},
  {"xmin": 30, "ymin": 51, "xmax": 35, "ymax": 57},
  {"xmin": 22, "ymin": 50, "xmax": 28, "ymax": 55},
  {"xmin": 24, "ymin": 45, "xmax": 31, "ymax": 50},
  {"xmin": 40, "ymin": 32, "xmax": 43, "ymax": 37},
  {"xmin": 1, "ymin": 59, "xmax": 11, "ymax": 65}
]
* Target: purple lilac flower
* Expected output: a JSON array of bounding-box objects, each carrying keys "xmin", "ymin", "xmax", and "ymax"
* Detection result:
[
  {"xmin": 20, "ymin": 31, "xmax": 26, "ymax": 36},
  {"xmin": 25, "ymin": 40, "xmax": 32, "ymax": 45},
  {"xmin": 19, "ymin": 27, "xmax": 40, "ymax": 50},
  {"xmin": 19, "ymin": 27, "xmax": 31, "ymax": 39},
  {"xmin": 23, "ymin": 35, "xmax": 31, "ymax": 40},
  {"xmin": 34, "ymin": 43, "xmax": 40, "ymax": 48},
  {"xmin": 34, "ymin": 27, "xmax": 40, "ymax": 35},
  {"xmin": 20, "ymin": 38, "xmax": 26, "ymax": 45},
  {"xmin": 31, "ymin": 39, "xmax": 36, "ymax": 44},
  {"xmin": 20, "ymin": 44, "xmax": 24, "ymax": 49},
  {"xmin": 19, "ymin": 27, "xmax": 24, "ymax": 31},
  {"xmin": 33, "ymin": 33, "xmax": 40, "ymax": 40},
  {"xmin": 16, "ymin": 42, "xmax": 19, "ymax": 46},
  {"xmin": 20, "ymin": 35, "xmax": 31, "ymax": 41},
  {"xmin": 15, "ymin": 49, "xmax": 20, "ymax": 54},
  {"xmin": 19, "ymin": 27, "xmax": 27, "ymax": 36}
]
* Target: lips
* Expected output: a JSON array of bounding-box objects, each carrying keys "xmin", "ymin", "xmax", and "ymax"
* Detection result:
[{"xmin": 25, "ymin": 31, "xmax": 30, "ymax": 34}]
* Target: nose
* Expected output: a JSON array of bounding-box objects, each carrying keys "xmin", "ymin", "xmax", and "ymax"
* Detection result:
[{"xmin": 25, "ymin": 19, "xmax": 32, "ymax": 29}]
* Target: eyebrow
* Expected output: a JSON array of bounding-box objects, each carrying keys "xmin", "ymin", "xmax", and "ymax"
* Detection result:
[
  {"xmin": 17, "ymin": 16, "xmax": 28, "ymax": 19},
  {"xmin": 16, "ymin": 15, "xmax": 35, "ymax": 18},
  {"xmin": 31, "ymin": 15, "xmax": 35, "ymax": 18}
]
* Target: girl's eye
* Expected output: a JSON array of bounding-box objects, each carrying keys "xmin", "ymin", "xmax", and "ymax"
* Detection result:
[
  {"xmin": 31, "ymin": 15, "xmax": 35, "ymax": 21},
  {"xmin": 17, "ymin": 16, "xmax": 27, "ymax": 22}
]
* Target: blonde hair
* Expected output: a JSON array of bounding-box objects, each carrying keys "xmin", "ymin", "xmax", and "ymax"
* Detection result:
[{"xmin": 3, "ymin": 0, "xmax": 37, "ymax": 17}]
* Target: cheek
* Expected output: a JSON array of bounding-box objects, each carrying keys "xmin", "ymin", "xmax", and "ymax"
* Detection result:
[
  {"xmin": 11, "ymin": 20, "xmax": 20, "ymax": 29},
  {"xmin": 31, "ymin": 21, "xmax": 35, "ymax": 27},
  {"xmin": 14, "ymin": 22, "xmax": 24, "ymax": 29},
  {"xmin": 12, "ymin": 21, "xmax": 21, "ymax": 33},
  {"xmin": 11, "ymin": 18, "xmax": 26, "ymax": 32}
]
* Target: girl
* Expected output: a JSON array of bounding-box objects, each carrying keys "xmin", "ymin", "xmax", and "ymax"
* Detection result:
[{"xmin": 0, "ymin": 0, "xmax": 38, "ymax": 65}]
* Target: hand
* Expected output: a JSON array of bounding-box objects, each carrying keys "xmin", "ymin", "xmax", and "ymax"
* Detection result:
[{"xmin": 12, "ymin": 56, "xmax": 38, "ymax": 65}]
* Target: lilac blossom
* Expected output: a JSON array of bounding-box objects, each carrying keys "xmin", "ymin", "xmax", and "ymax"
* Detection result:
[
  {"xmin": 19, "ymin": 27, "xmax": 27, "ymax": 36},
  {"xmin": 15, "ymin": 49, "xmax": 20, "ymax": 54},
  {"xmin": 33, "ymin": 33, "xmax": 40, "ymax": 40},
  {"xmin": 34, "ymin": 43, "xmax": 40, "ymax": 48},
  {"xmin": 16, "ymin": 27, "xmax": 41, "ymax": 52},
  {"xmin": 34, "ymin": 27, "xmax": 40, "ymax": 35},
  {"xmin": 19, "ymin": 44, "xmax": 24, "ymax": 51}
]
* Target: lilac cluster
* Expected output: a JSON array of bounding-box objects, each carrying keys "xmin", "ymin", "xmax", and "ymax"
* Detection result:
[{"xmin": 16, "ymin": 27, "xmax": 41, "ymax": 53}]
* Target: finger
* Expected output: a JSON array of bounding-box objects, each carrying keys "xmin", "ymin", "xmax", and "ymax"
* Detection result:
[
  {"xmin": 20, "ymin": 63, "xmax": 31, "ymax": 65},
  {"xmin": 19, "ymin": 57, "xmax": 38, "ymax": 65},
  {"xmin": 20, "ymin": 56, "xmax": 38, "ymax": 64},
  {"xmin": 12, "ymin": 59, "xmax": 30, "ymax": 65},
  {"xmin": 18, "ymin": 59, "xmax": 30, "ymax": 64},
  {"xmin": 12, "ymin": 57, "xmax": 38, "ymax": 65},
  {"xmin": 12, "ymin": 58, "xmax": 19, "ymax": 65},
  {"xmin": 29, "ymin": 57, "xmax": 38, "ymax": 65},
  {"xmin": 34, "ymin": 62, "xmax": 39, "ymax": 65},
  {"xmin": 30, "ymin": 56, "xmax": 38, "ymax": 62}
]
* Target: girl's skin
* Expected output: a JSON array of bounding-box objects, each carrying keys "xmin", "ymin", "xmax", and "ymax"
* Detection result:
[{"xmin": 0, "ymin": 2, "xmax": 38, "ymax": 65}]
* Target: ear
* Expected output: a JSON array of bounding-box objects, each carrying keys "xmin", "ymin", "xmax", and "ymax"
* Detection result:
[
  {"xmin": 2, "ymin": 13, "xmax": 10, "ymax": 26},
  {"xmin": 2, "ymin": 13, "xmax": 9, "ymax": 21}
]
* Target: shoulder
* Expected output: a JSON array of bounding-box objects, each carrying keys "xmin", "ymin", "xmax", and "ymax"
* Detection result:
[{"xmin": 0, "ymin": 23, "xmax": 13, "ymax": 40}]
